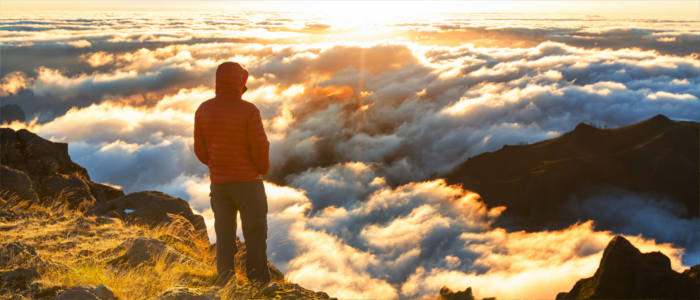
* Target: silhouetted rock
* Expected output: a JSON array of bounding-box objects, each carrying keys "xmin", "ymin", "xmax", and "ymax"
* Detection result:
[
  {"xmin": 55, "ymin": 284, "xmax": 115, "ymax": 300},
  {"xmin": 438, "ymin": 286, "xmax": 475, "ymax": 300},
  {"xmin": 90, "ymin": 191, "xmax": 208, "ymax": 242},
  {"xmin": 0, "ymin": 165, "xmax": 38, "ymax": 201},
  {"xmin": 446, "ymin": 115, "xmax": 699, "ymax": 231},
  {"xmin": 682, "ymin": 265, "xmax": 700, "ymax": 283},
  {"xmin": 0, "ymin": 268, "xmax": 39, "ymax": 293},
  {"xmin": 0, "ymin": 128, "xmax": 124, "ymax": 210},
  {"xmin": 1, "ymin": 129, "xmax": 86, "ymax": 177},
  {"xmin": 1, "ymin": 104, "xmax": 26, "ymax": 123},
  {"xmin": 556, "ymin": 236, "xmax": 700, "ymax": 299},
  {"xmin": 106, "ymin": 237, "xmax": 188, "ymax": 268}
]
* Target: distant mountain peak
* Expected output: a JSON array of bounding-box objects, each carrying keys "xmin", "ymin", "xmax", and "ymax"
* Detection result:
[
  {"xmin": 571, "ymin": 122, "xmax": 602, "ymax": 136},
  {"xmin": 650, "ymin": 114, "xmax": 671, "ymax": 122}
]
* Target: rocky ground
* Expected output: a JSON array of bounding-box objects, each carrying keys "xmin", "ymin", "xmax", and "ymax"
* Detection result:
[{"xmin": 0, "ymin": 128, "xmax": 332, "ymax": 299}]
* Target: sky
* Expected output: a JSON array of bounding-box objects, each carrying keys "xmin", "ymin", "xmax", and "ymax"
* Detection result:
[{"xmin": 1, "ymin": 1, "xmax": 700, "ymax": 299}]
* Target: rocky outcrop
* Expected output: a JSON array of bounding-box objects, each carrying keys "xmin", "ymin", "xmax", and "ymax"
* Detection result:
[
  {"xmin": 90, "ymin": 191, "xmax": 208, "ymax": 242},
  {"xmin": 0, "ymin": 128, "xmax": 124, "ymax": 210},
  {"xmin": 556, "ymin": 236, "xmax": 700, "ymax": 299},
  {"xmin": 0, "ymin": 128, "xmax": 207, "ymax": 243},
  {"xmin": 438, "ymin": 286, "xmax": 475, "ymax": 300}
]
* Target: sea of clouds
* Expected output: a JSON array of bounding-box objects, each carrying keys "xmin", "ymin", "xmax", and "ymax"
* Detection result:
[{"xmin": 1, "ymin": 11, "xmax": 699, "ymax": 299}]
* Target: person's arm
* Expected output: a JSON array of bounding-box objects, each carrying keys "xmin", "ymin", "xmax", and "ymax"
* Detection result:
[
  {"xmin": 194, "ymin": 113, "xmax": 209, "ymax": 165},
  {"xmin": 247, "ymin": 107, "xmax": 270, "ymax": 175}
]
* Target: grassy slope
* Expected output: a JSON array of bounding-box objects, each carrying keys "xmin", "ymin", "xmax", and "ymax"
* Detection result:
[{"xmin": 0, "ymin": 193, "xmax": 329, "ymax": 300}]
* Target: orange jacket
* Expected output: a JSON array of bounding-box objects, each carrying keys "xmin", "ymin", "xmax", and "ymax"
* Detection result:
[
  {"xmin": 194, "ymin": 97, "xmax": 269, "ymax": 183},
  {"xmin": 194, "ymin": 62, "xmax": 269, "ymax": 183}
]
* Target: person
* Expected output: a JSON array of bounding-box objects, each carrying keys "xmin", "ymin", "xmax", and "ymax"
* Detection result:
[{"xmin": 193, "ymin": 62, "xmax": 270, "ymax": 287}]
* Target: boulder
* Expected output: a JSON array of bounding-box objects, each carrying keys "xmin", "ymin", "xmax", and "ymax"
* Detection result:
[
  {"xmin": 0, "ymin": 267, "xmax": 39, "ymax": 293},
  {"xmin": 107, "ymin": 237, "xmax": 187, "ymax": 268},
  {"xmin": 438, "ymin": 286, "xmax": 475, "ymax": 300},
  {"xmin": 557, "ymin": 236, "xmax": 700, "ymax": 299},
  {"xmin": 0, "ymin": 165, "xmax": 38, "ymax": 202},
  {"xmin": 55, "ymin": 284, "xmax": 115, "ymax": 300},
  {"xmin": 91, "ymin": 191, "xmax": 208, "ymax": 242}
]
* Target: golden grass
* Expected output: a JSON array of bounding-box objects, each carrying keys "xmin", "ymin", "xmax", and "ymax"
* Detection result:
[
  {"xmin": 0, "ymin": 192, "xmax": 327, "ymax": 300},
  {"xmin": 0, "ymin": 195, "xmax": 218, "ymax": 300}
]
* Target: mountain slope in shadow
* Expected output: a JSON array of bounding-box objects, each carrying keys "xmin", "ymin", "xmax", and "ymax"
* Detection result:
[{"xmin": 445, "ymin": 114, "xmax": 699, "ymax": 231}]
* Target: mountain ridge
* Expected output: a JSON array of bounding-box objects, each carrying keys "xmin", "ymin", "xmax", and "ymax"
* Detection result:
[{"xmin": 445, "ymin": 114, "xmax": 699, "ymax": 231}]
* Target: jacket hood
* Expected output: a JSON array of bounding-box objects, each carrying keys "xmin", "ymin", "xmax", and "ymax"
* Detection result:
[{"xmin": 216, "ymin": 62, "xmax": 248, "ymax": 96}]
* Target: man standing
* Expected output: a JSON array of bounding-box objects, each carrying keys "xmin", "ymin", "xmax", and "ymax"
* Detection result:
[{"xmin": 194, "ymin": 62, "xmax": 270, "ymax": 286}]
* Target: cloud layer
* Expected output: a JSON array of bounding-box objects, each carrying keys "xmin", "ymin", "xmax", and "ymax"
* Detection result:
[{"xmin": 2, "ymin": 10, "xmax": 699, "ymax": 299}]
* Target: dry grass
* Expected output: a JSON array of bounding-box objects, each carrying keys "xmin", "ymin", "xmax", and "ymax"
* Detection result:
[
  {"xmin": 0, "ymin": 193, "xmax": 218, "ymax": 299},
  {"xmin": 0, "ymin": 192, "xmax": 329, "ymax": 300}
]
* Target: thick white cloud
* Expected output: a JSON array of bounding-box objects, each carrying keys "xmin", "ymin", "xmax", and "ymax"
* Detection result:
[{"xmin": 263, "ymin": 174, "xmax": 686, "ymax": 299}]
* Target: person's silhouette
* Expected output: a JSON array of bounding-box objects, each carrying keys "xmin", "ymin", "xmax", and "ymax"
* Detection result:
[{"xmin": 194, "ymin": 62, "xmax": 270, "ymax": 286}]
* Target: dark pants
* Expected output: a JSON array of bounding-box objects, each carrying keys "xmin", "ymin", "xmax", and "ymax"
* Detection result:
[{"xmin": 210, "ymin": 179, "xmax": 270, "ymax": 283}]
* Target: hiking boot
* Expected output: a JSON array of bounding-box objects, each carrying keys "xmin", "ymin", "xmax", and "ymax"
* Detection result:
[
  {"xmin": 215, "ymin": 269, "xmax": 235, "ymax": 287},
  {"xmin": 247, "ymin": 265, "xmax": 271, "ymax": 287}
]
